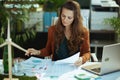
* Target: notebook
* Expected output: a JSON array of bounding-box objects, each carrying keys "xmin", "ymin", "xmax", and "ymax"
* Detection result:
[{"xmin": 82, "ymin": 43, "xmax": 120, "ymax": 75}]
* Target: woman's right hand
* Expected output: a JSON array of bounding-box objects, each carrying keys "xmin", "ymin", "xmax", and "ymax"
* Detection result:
[{"xmin": 25, "ymin": 48, "xmax": 40, "ymax": 56}]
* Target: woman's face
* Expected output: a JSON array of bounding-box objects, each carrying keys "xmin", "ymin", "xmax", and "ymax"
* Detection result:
[{"xmin": 61, "ymin": 8, "xmax": 74, "ymax": 27}]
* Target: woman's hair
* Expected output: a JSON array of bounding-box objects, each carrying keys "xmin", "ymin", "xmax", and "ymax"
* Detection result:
[{"xmin": 55, "ymin": 0, "xmax": 85, "ymax": 54}]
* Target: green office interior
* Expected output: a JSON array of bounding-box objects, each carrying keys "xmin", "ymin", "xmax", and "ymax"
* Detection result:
[{"xmin": 0, "ymin": 0, "xmax": 119, "ymax": 61}]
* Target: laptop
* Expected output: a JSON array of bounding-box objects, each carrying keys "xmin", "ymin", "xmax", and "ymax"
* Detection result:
[{"xmin": 81, "ymin": 43, "xmax": 120, "ymax": 75}]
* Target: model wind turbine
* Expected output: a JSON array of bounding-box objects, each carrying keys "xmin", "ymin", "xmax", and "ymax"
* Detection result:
[{"xmin": 0, "ymin": 18, "xmax": 27, "ymax": 80}]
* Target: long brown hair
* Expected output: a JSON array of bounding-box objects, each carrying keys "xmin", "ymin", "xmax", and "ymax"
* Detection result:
[{"xmin": 55, "ymin": 0, "xmax": 85, "ymax": 54}]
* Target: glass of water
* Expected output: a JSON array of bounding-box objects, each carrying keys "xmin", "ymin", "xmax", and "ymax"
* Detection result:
[{"xmin": 13, "ymin": 58, "xmax": 24, "ymax": 76}]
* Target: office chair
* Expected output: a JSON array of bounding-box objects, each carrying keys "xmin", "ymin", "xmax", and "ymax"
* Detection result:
[
  {"xmin": 90, "ymin": 53, "xmax": 98, "ymax": 62},
  {"xmin": 51, "ymin": 16, "xmax": 58, "ymax": 25}
]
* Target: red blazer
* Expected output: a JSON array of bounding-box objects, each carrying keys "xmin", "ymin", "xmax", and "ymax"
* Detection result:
[{"xmin": 39, "ymin": 26, "xmax": 90, "ymax": 63}]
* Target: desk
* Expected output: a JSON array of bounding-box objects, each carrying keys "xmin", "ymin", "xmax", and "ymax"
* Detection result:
[
  {"xmin": 0, "ymin": 58, "xmax": 120, "ymax": 80},
  {"xmin": 0, "ymin": 59, "xmax": 37, "ymax": 80},
  {"xmin": 0, "ymin": 57, "xmax": 77, "ymax": 80},
  {"xmin": 58, "ymin": 62, "xmax": 120, "ymax": 80}
]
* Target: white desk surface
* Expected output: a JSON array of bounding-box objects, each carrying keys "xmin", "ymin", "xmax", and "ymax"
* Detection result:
[
  {"xmin": 58, "ymin": 62, "xmax": 120, "ymax": 80},
  {"xmin": 0, "ymin": 58, "xmax": 120, "ymax": 80}
]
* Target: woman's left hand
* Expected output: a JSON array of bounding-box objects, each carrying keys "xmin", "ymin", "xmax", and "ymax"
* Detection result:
[{"xmin": 74, "ymin": 57, "xmax": 83, "ymax": 67}]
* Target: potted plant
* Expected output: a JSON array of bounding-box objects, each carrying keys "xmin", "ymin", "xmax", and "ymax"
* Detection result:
[
  {"xmin": 0, "ymin": 1, "xmax": 9, "ymax": 44},
  {"xmin": 0, "ymin": 1, "xmax": 38, "ymax": 75},
  {"xmin": 104, "ymin": 17, "xmax": 120, "ymax": 42},
  {"xmin": 104, "ymin": 0, "xmax": 120, "ymax": 42},
  {"xmin": 0, "ymin": 1, "xmax": 37, "ymax": 52}
]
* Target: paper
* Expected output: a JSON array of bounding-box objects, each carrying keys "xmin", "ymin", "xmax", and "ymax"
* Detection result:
[
  {"xmin": 55, "ymin": 52, "xmax": 80, "ymax": 64},
  {"xmin": 13, "ymin": 56, "xmax": 78, "ymax": 78},
  {"xmin": 45, "ymin": 62, "xmax": 77, "ymax": 77},
  {"xmin": 0, "ymin": 59, "xmax": 3, "ymax": 74},
  {"xmin": 13, "ymin": 57, "xmax": 45, "ymax": 76}
]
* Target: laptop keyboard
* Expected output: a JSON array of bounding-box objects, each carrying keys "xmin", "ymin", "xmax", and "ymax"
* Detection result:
[{"xmin": 91, "ymin": 68, "xmax": 101, "ymax": 73}]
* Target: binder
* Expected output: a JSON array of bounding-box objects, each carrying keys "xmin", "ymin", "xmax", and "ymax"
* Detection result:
[{"xmin": 43, "ymin": 12, "xmax": 57, "ymax": 32}]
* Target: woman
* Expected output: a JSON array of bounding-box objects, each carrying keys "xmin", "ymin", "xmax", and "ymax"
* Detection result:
[{"xmin": 25, "ymin": 0, "xmax": 90, "ymax": 66}]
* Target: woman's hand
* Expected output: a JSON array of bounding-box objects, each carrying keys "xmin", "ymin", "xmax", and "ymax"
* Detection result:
[
  {"xmin": 74, "ymin": 57, "xmax": 83, "ymax": 67},
  {"xmin": 25, "ymin": 48, "xmax": 40, "ymax": 56}
]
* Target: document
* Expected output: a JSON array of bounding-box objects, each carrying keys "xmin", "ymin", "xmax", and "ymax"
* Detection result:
[
  {"xmin": 0, "ymin": 59, "xmax": 3, "ymax": 74},
  {"xmin": 13, "ymin": 57, "xmax": 45, "ymax": 76},
  {"xmin": 13, "ymin": 56, "xmax": 78, "ymax": 79},
  {"xmin": 55, "ymin": 52, "xmax": 80, "ymax": 64},
  {"xmin": 45, "ymin": 61, "xmax": 77, "ymax": 77}
]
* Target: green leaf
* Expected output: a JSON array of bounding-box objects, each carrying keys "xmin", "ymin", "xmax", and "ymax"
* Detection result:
[
  {"xmin": 0, "ymin": 37, "xmax": 5, "ymax": 44},
  {"xmin": 104, "ymin": 17, "xmax": 120, "ymax": 36}
]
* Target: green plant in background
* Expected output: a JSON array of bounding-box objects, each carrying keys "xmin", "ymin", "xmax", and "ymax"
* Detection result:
[
  {"xmin": 10, "ymin": 8, "xmax": 36, "ymax": 46},
  {"xmin": 104, "ymin": 0, "xmax": 120, "ymax": 42},
  {"xmin": 43, "ymin": 0, "xmax": 67, "ymax": 12},
  {"xmin": 0, "ymin": 1, "xmax": 36, "ymax": 47},
  {"xmin": 104, "ymin": 17, "xmax": 120, "ymax": 37},
  {"xmin": 104, "ymin": 17, "xmax": 120, "ymax": 42},
  {"xmin": 0, "ymin": 2, "xmax": 10, "ymax": 44},
  {"xmin": 38, "ymin": 0, "xmax": 45, "ymax": 4}
]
